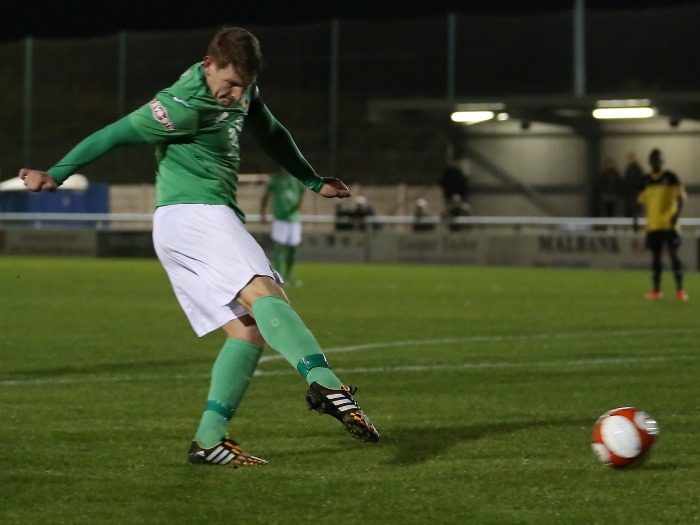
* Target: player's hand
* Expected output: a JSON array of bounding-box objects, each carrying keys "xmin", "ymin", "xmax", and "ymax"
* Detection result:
[
  {"xmin": 19, "ymin": 169, "xmax": 58, "ymax": 192},
  {"xmin": 319, "ymin": 177, "xmax": 351, "ymax": 199}
]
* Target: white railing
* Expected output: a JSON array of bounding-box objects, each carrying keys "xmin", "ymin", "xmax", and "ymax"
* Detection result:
[{"xmin": 2, "ymin": 212, "xmax": 700, "ymax": 232}]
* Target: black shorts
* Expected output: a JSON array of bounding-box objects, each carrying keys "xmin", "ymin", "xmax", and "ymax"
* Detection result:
[{"xmin": 646, "ymin": 230, "xmax": 681, "ymax": 252}]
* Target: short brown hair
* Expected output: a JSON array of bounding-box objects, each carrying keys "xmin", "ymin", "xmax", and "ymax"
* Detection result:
[{"xmin": 207, "ymin": 27, "xmax": 263, "ymax": 84}]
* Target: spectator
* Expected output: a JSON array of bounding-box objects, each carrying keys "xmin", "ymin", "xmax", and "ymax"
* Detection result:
[
  {"xmin": 443, "ymin": 193, "xmax": 472, "ymax": 232},
  {"xmin": 349, "ymin": 195, "xmax": 377, "ymax": 231},
  {"xmin": 412, "ymin": 198, "xmax": 435, "ymax": 232},
  {"xmin": 439, "ymin": 160, "xmax": 469, "ymax": 210},
  {"xmin": 599, "ymin": 157, "xmax": 622, "ymax": 217},
  {"xmin": 621, "ymin": 152, "xmax": 645, "ymax": 217},
  {"xmin": 334, "ymin": 202, "xmax": 353, "ymax": 231}
]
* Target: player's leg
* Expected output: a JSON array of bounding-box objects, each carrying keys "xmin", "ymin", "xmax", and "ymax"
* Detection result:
[
  {"xmin": 273, "ymin": 244, "xmax": 288, "ymax": 280},
  {"xmin": 645, "ymin": 232, "xmax": 663, "ymax": 299},
  {"xmin": 651, "ymin": 248, "xmax": 662, "ymax": 290},
  {"xmin": 153, "ymin": 205, "xmax": 270, "ymax": 466},
  {"xmin": 156, "ymin": 205, "xmax": 377, "ymax": 445},
  {"xmin": 189, "ymin": 318, "xmax": 269, "ymax": 466},
  {"xmin": 194, "ymin": 316, "xmax": 264, "ymax": 448},
  {"xmin": 284, "ymin": 222, "xmax": 302, "ymax": 284},
  {"xmin": 238, "ymin": 276, "xmax": 379, "ymax": 442},
  {"xmin": 238, "ymin": 276, "xmax": 342, "ymax": 388},
  {"xmin": 283, "ymin": 244, "xmax": 297, "ymax": 282},
  {"xmin": 270, "ymin": 221, "xmax": 288, "ymax": 281},
  {"xmin": 667, "ymin": 231, "xmax": 688, "ymax": 300}
]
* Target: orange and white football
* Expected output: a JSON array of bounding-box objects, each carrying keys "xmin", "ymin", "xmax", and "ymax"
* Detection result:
[{"xmin": 591, "ymin": 406, "xmax": 659, "ymax": 468}]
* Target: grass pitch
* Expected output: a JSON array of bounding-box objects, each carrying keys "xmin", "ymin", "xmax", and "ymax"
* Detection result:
[{"xmin": 1, "ymin": 256, "xmax": 698, "ymax": 524}]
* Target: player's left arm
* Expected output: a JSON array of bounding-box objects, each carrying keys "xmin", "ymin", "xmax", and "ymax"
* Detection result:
[{"xmin": 244, "ymin": 93, "xmax": 350, "ymax": 199}]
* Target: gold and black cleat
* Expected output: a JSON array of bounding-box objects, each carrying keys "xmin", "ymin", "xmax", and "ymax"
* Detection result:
[
  {"xmin": 306, "ymin": 382, "xmax": 380, "ymax": 442},
  {"xmin": 188, "ymin": 437, "xmax": 268, "ymax": 467}
]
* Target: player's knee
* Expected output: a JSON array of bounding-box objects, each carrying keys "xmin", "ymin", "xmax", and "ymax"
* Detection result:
[
  {"xmin": 222, "ymin": 316, "xmax": 266, "ymax": 347},
  {"xmin": 238, "ymin": 275, "xmax": 288, "ymax": 310}
]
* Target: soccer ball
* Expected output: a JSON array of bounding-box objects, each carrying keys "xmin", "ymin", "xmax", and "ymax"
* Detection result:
[{"xmin": 591, "ymin": 406, "xmax": 659, "ymax": 469}]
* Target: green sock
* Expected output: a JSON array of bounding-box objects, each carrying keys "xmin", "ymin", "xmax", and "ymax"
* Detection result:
[
  {"xmin": 194, "ymin": 339, "xmax": 262, "ymax": 448},
  {"xmin": 252, "ymin": 295, "xmax": 342, "ymax": 388}
]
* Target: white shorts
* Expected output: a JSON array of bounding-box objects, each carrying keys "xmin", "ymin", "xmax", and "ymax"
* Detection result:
[
  {"xmin": 271, "ymin": 220, "xmax": 302, "ymax": 246},
  {"xmin": 153, "ymin": 204, "xmax": 280, "ymax": 337}
]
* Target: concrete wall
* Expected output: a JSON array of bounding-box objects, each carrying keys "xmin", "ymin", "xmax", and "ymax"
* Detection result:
[{"xmin": 2, "ymin": 227, "xmax": 696, "ymax": 271}]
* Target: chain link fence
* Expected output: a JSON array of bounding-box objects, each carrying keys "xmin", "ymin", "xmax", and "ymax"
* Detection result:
[{"xmin": 2, "ymin": 6, "xmax": 700, "ymax": 186}]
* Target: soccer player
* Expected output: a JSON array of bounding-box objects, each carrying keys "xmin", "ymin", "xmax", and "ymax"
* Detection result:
[
  {"xmin": 634, "ymin": 148, "xmax": 688, "ymax": 301},
  {"xmin": 18, "ymin": 27, "xmax": 379, "ymax": 467},
  {"xmin": 260, "ymin": 169, "xmax": 306, "ymax": 285}
]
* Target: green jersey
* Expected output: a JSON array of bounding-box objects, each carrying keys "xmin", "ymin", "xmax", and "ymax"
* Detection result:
[
  {"xmin": 46, "ymin": 62, "xmax": 325, "ymax": 222},
  {"xmin": 129, "ymin": 63, "xmax": 252, "ymax": 216},
  {"xmin": 267, "ymin": 171, "xmax": 305, "ymax": 222}
]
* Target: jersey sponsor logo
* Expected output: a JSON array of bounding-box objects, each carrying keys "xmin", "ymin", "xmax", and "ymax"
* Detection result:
[{"xmin": 149, "ymin": 99, "xmax": 176, "ymax": 131}]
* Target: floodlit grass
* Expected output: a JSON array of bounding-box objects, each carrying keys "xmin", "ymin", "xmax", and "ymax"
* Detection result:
[{"xmin": 1, "ymin": 256, "xmax": 698, "ymax": 524}]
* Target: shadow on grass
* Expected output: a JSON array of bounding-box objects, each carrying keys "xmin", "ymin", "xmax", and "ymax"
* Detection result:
[{"xmin": 382, "ymin": 417, "xmax": 592, "ymax": 466}]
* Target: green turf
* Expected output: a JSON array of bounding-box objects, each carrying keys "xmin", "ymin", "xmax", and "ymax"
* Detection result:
[{"xmin": 1, "ymin": 256, "xmax": 698, "ymax": 524}]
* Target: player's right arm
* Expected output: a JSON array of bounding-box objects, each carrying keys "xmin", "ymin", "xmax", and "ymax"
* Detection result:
[
  {"xmin": 20, "ymin": 94, "xmax": 197, "ymax": 192},
  {"xmin": 19, "ymin": 117, "xmax": 147, "ymax": 192}
]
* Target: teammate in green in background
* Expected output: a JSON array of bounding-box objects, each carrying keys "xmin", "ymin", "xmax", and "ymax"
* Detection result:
[
  {"xmin": 260, "ymin": 169, "xmax": 306, "ymax": 285},
  {"xmin": 19, "ymin": 27, "xmax": 379, "ymax": 468},
  {"xmin": 635, "ymin": 148, "xmax": 689, "ymax": 301}
]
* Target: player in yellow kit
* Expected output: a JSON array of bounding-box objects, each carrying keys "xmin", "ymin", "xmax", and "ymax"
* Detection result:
[
  {"xmin": 635, "ymin": 148, "xmax": 688, "ymax": 301},
  {"xmin": 19, "ymin": 27, "xmax": 379, "ymax": 468}
]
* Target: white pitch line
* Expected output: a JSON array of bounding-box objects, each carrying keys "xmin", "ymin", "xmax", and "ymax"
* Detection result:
[
  {"xmin": 256, "ymin": 354, "xmax": 697, "ymax": 378},
  {"xmin": 1, "ymin": 329, "xmax": 698, "ymax": 387},
  {"xmin": 257, "ymin": 327, "xmax": 700, "ymax": 364}
]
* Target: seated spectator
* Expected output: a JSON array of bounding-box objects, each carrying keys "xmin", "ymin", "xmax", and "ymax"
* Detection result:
[
  {"xmin": 334, "ymin": 203, "xmax": 353, "ymax": 231},
  {"xmin": 349, "ymin": 195, "xmax": 378, "ymax": 231},
  {"xmin": 413, "ymin": 198, "xmax": 435, "ymax": 232},
  {"xmin": 439, "ymin": 160, "xmax": 470, "ymax": 210}
]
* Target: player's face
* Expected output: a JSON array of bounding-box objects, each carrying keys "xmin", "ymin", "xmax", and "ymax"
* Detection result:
[
  {"xmin": 203, "ymin": 57, "xmax": 252, "ymax": 106},
  {"xmin": 649, "ymin": 152, "xmax": 663, "ymax": 172}
]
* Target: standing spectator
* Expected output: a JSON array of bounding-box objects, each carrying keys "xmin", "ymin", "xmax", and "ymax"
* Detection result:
[
  {"xmin": 260, "ymin": 168, "xmax": 306, "ymax": 286},
  {"xmin": 635, "ymin": 148, "xmax": 688, "ymax": 301},
  {"xmin": 599, "ymin": 157, "xmax": 622, "ymax": 217},
  {"xmin": 439, "ymin": 159, "xmax": 469, "ymax": 211},
  {"xmin": 443, "ymin": 193, "xmax": 472, "ymax": 232},
  {"xmin": 19, "ymin": 26, "xmax": 379, "ymax": 468},
  {"xmin": 621, "ymin": 152, "xmax": 645, "ymax": 217}
]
